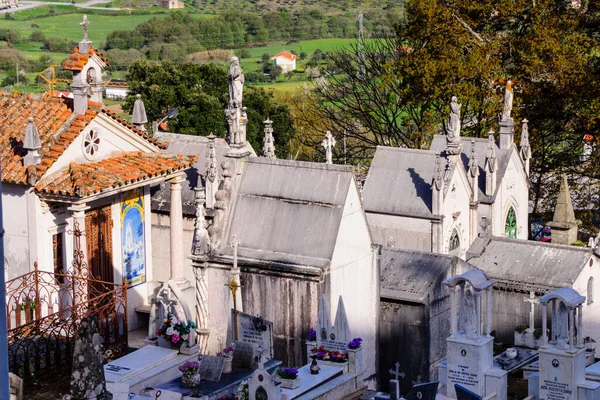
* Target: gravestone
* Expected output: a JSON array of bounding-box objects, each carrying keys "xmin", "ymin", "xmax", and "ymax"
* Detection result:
[
  {"xmin": 315, "ymin": 295, "xmax": 351, "ymax": 353},
  {"xmin": 64, "ymin": 315, "xmax": 113, "ymax": 399},
  {"xmin": 198, "ymin": 355, "xmax": 224, "ymax": 382},
  {"xmin": 405, "ymin": 382, "xmax": 439, "ymax": 400},
  {"xmin": 235, "ymin": 310, "xmax": 274, "ymax": 359},
  {"xmin": 232, "ymin": 341, "xmax": 257, "ymax": 370},
  {"xmin": 455, "ymin": 384, "xmax": 482, "ymax": 400},
  {"xmin": 248, "ymin": 366, "xmax": 280, "ymax": 400}
]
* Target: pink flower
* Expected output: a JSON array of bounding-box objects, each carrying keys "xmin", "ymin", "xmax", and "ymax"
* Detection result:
[{"xmin": 172, "ymin": 333, "xmax": 181, "ymax": 344}]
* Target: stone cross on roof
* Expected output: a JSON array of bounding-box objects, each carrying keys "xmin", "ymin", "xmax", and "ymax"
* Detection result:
[
  {"xmin": 80, "ymin": 15, "xmax": 90, "ymax": 41},
  {"xmin": 389, "ymin": 362, "xmax": 405, "ymax": 380},
  {"xmin": 322, "ymin": 131, "xmax": 336, "ymax": 165}
]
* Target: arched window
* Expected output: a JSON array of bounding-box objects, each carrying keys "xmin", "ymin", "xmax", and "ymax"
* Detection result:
[
  {"xmin": 588, "ymin": 277, "xmax": 594, "ymax": 305},
  {"xmin": 449, "ymin": 229, "xmax": 460, "ymax": 252},
  {"xmin": 505, "ymin": 207, "xmax": 517, "ymax": 239}
]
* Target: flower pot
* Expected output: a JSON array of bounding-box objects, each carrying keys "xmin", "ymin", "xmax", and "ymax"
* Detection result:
[
  {"xmin": 223, "ymin": 356, "xmax": 233, "ymax": 374},
  {"xmin": 586, "ymin": 342, "xmax": 596, "ymax": 352},
  {"xmin": 348, "ymin": 347, "xmax": 363, "ymax": 373},
  {"xmin": 181, "ymin": 372, "xmax": 201, "ymax": 388},
  {"xmin": 505, "ymin": 348, "xmax": 518, "ymax": 360},
  {"xmin": 279, "ymin": 377, "xmax": 299, "ymax": 389}
]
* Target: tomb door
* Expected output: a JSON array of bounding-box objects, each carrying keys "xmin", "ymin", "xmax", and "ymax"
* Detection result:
[{"xmin": 85, "ymin": 205, "xmax": 114, "ymax": 293}]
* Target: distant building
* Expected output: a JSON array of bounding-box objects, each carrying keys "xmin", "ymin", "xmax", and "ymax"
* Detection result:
[
  {"xmin": 105, "ymin": 79, "xmax": 129, "ymax": 100},
  {"xmin": 272, "ymin": 51, "xmax": 297, "ymax": 73},
  {"xmin": 0, "ymin": 0, "xmax": 17, "ymax": 9},
  {"xmin": 155, "ymin": 0, "xmax": 183, "ymax": 9}
]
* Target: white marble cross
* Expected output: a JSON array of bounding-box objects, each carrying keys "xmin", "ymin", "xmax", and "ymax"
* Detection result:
[
  {"xmin": 322, "ymin": 131, "xmax": 336, "ymax": 165},
  {"xmin": 156, "ymin": 286, "xmax": 177, "ymax": 317},
  {"xmin": 80, "ymin": 15, "xmax": 90, "ymax": 41},
  {"xmin": 524, "ymin": 291, "xmax": 539, "ymax": 330},
  {"xmin": 389, "ymin": 362, "xmax": 405, "ymax": 380}
]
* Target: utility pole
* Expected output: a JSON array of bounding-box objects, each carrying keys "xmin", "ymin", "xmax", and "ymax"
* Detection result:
[
  {"xmin": 344, "ymin": 130, "xmax": 347, "ymax": 165},
  {"xmin": 358, "ymin": 13, "xmax": 365, "ymax": 79},
  {"xmin": 16, "ymin": 62, "xmax": 18, "ymax": 85}
]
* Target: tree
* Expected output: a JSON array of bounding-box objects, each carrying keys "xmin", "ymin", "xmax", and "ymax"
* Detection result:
[
  {"xmin": 306, "ymin": 0, "xmax": 600, "ymax": 235},
  {"xmin": 125, "ymin": 61, "xmax": 295, "ymax": 157}
]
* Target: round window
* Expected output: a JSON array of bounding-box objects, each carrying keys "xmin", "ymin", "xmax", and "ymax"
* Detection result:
[{"xmin": 83, "ymin": 129, "xmax": 101, "ymax": 160}]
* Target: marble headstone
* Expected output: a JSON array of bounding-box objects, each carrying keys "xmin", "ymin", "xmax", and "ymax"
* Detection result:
[
  {"xmin": 198, "ymin": 355, "xmax": 224, "ymax": 382},
  {"xmin": 235, "ymin": 310, "xmax": 274, "ymax": 359},
  {"xmin": 316, "ymin": 295, "xmax": 351, "ymax": 353},
  {"xmin": 455, "ymin": 384, "xmax": 482, "ymax": 400},
  {"xmin": 248, "ymin": 367, "xmax": 280, "ymax": 400}
]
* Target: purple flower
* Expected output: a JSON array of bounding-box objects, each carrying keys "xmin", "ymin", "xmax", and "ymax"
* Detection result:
[
  {"xmin": 172, "ymin": 333, "xmax": 181, "ymax": 344},
  {"xmin": 308, "ymin": 328, "xmax": 316, "ymax": 341},
  {"xmin": 348, "ymin": 337, "xmax": 363, "ymax": 349}
]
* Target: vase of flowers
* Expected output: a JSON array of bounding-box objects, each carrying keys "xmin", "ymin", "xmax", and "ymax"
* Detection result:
[
  {"xmin": 347, "ymin": 337, "xmax": 363, "ymax": 373},
  {"xmin": 218, "ymin": 343, "xmax": 236, "ymax": 373},
  {"xmin": 276, "ymin": 367, "xmax": 299, "ymax": 389},
  {"xmin": 157, "ymin": 312, "xmax": 197, "ymax": 350},
  {"xmin": 178, "ymin": 360, "xmax": 201, "ymax": 388},
  {"xmin": 309, "ymin": 345, "xmax": 349, "ymax": 372}
]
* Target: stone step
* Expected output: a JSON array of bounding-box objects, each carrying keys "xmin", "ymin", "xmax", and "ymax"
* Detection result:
[{"xmin": 134, "ymin": 304, "xmax": 152, "ymax": 314}]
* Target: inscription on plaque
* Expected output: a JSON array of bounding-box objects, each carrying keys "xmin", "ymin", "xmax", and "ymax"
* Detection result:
[
  {"xmin": 448, "ymin": 364, "xmax": 479, "ymax": 388},
  {"xmin": 540, "ymin": 380, "xmax": 572, "ymax": 400}
]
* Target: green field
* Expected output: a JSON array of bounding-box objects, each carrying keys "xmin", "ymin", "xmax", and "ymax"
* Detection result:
[{"xmin": 0, "ymin": 12, "xmax": 177, "ymax": 47}]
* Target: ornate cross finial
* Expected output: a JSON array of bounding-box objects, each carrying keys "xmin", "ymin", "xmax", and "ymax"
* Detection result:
[
  {"xmin": 322, "ymin": 131, "xmax": 336, "ymax": 165},
  {"xmin": 502, "ymin": 80, "xmax": 514, "ymax": 121},
  {"xmin": 469, "ymin": 139, "xmax": 478, "ymax": 178},
  {"xmin": 263, "ymin": 118, "xmax": 276, "ymax": 158},
  {"xmin": 389, "ymin": 362, "xmax": 406, "ymax": 380},
  {"xmin": 433, "ymin": 155, "xmax": 443, "ymax": 191},
  {"xmin": 524, "ymin": 291, "xmax": 540, "ymax": 330},
  {"xmin": 206, "ymin": 133, "xmax": 218, "ymax": 183},
  {"xmin": 80, "ymin": 15, "xmax": 90, "ymax": 41},
  {"xmin": 225, "ymin": 276, "xmax": 243, "ymax": 340},
  {"xmin": 192, "ymin": 187, "xmax": 210, "ymax": 255}
]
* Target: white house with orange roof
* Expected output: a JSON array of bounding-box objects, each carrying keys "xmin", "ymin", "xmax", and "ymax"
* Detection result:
[
  {"xmin": 272, "ymin": 50, "xmax": 297, "ymax": 73},
  {"xmin": 0, "ymin": 16, "xmax": 196, "ymax": 333}
]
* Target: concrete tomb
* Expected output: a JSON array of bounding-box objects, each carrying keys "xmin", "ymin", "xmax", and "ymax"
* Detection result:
[
  {"xmin": 198, "ymin": 354, "xmax": 224, "ymax": 382},
  {"xmin": 527, "ymin": 287, "xmax": 600, "ymax": 400},
  {"xmin": 438, "ymin": 270, "xmax": 507, "ymax": 400}
]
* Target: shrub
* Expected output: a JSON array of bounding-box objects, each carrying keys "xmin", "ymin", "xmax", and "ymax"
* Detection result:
[
  {"xmin": 514, "ymin": 324, "xmax": 528, "ymax": 334},
  {"xmin": 29, "ymin": 31, "xmax": 46, "ymax": 42}
]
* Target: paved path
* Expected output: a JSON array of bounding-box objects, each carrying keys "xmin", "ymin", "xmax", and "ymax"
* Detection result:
[{"xmin": 0, "ymin": 0, "xmax": 123, "ymax": 14}]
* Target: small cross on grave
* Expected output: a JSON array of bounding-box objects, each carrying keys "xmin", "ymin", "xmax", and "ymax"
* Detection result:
[
  {"xmin": 389, "ymin": 362, "xmax": 406, "ymax": 380},
  {"xmin": 388, "ymin": 362, "xmax": 405, "ymax": 400},
  {"xmin": 523, "ymin": 291, "xmax": 539, "ymax": 330},
  {"xmin": 256, "ymin": 345, "xmax": 265, "ymax": 370}
]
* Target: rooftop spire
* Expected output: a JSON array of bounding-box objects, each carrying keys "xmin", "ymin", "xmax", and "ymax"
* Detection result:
[
  {"xmin": 23, "ymin": 117, "xmax": 41, "ymax": 167},
  {"xmin": 548, "ymin": 174, "xmax": 578, "ymax": 245},
  {"xmin": 502, "ymin": 80, "xmax": 513, "ymax": 121},
  {"xmin": 484, "ymin": 130, "xmax": 497, "ymax": 197},
  {"xmin": 468, "ymin": 139, "xmax": 478, "ymax": 179},
  {"xmin": 520, "ymin": 119, "xmax": 531, "ymax": 161},
  {"xmin": 263, "ymin": 118, "xmax": 276, "ymax": 158},
  {"xmin": 205, "ymin": 133, "xmax": 219, "ymax": 209}
]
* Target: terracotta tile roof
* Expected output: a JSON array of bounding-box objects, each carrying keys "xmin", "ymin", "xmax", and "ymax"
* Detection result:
[
  {"xmin": 35, "ymin": 151, "xmax": 197, "ymax": 197},
  {"xmin": 101, "ymin": 109, "xmax": 168, "ymax": 149},
  {"xmin": 63, "ymin": 46, "xmax": 109, "ymax": 71},
  {"xmin": 273, "ymin": 51, "xmax": 297, "ymax": 61},
  {"xmin": 0, "ymin": 92, "xmax": 81, "ymax": 185}
]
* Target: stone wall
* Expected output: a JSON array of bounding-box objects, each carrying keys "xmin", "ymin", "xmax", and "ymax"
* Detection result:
[
  {"xmin": 490, "ymin": 289, "xmax": 542, "ymax": 344},
  {"xmin": 379, "ymin": 300, "xmax": 429, "ymax": 393}
]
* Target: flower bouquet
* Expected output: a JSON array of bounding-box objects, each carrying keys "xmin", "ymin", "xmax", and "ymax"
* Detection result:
[
  {"xmin": 178, "ymin": 360, "xmax": 201, "ymax": 388},
  {"xmin": 310, "ymin": 346, "xmax": 348, "ymax": 363},
  {"xmin": 277, "ymin": 367, "xmax": 299, "ymax": 389},
  {"xmin": 347, "ymin": 337, "xmax": 363, "ymax": 349},
  {"xmin": 307, "ymin": 328, "xmax": 316, "ymax": 342},
  {"xmin": 157, "ymin": 312, "xmax": 197, "ymax": 349}
]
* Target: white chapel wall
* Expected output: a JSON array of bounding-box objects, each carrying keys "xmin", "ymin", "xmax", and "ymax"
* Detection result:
[
  {"xmin": 441, "ymin": 168, "xmax": 471, "ymax": 257},
  {"xmin": 573, "ymin": 254, "xmax": 600, "ymax": 341},
  {"xmin": 329, "ymin": 179, "xmax": 377, "ymax": 385},
  {"xmin": 3, "ymin": 184, "xmax": 33, "ymax": 279},
  {"xmin": 491, "ymin": 151, "xmax": 529, "ymax": 239}
]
